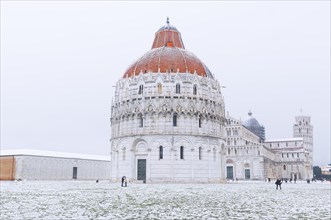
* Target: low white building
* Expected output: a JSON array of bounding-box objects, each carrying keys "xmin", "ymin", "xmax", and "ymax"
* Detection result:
[
  {"xmin": 264, "ymin": 138, "xmax": 310, "ymax": 180},
  {"xmin": 0, "ymin": 149, "xmax": 111, "ymax": 181}
]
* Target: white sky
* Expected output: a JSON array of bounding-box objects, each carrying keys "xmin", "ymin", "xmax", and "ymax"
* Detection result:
[{"xmin": 1, "ymin": 1, "xmax": 330, "ymax": 165}]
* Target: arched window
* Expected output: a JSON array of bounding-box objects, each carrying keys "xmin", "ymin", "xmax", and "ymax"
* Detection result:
[
  {"xmin": 139, "ymin": 115, "xmax": 143, "ymax": 127},
  {"xmin": 199, "ymin": 147, "xmax": 202, "ymax": 160},
  {"xmin": 199, "ymin": 115, "xmax": 202, "ymax": 128},
  {"xmin": 173, "ymin": 113, "xmax": 177, "ymax": 127},
  {"xmin": 138, "ymin": 85, "xmax": 144, "ymax": 94},
  {"xmin": 193, "ymin": 84, "xmax": 197, "ymax": 95},
  {"xmin": 157, "ymin": 83, "xmax": 162, "ymax": 94},
  {"xmin": 159, "ymin": 146, "xmax": 163, "ymax": 159},
  {"xmin": 122, "ymin": 148, "xmax": 126, "ymax": 160},
  {"xmin": 180, "ymin": 146, "xmax": 184, "ymax": 159},
  {"xmin": 283, "ymin": 165, "xmax": 286, "ymax": 170},
  {"xmin": 175, "ymin": 83, "xmax": 181, "ymax": 94},
  {"xmin": 228, "ymin": 148, "xmax": 231, "ymax": 155}
]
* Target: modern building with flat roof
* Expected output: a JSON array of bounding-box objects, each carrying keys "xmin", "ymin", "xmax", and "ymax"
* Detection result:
[{"xmin": 0, "ymin": 149, "xmax": 111, "ymax": 181}]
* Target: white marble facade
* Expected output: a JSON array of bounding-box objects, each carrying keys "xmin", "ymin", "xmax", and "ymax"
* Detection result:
[
  {"xmin": 225, "ymin": 114, "xmax": 313, "ymax": 181},
  {"xmin": 110, "ymin": 21, "xmax": 313, "ymax": 183},
  {"xmin": 110, "ymin": 72, "xmax": 227, "ymax": 183},
  {"xmin": 111, "ymin": 135, "xmax": 226, "ymax": 183}
]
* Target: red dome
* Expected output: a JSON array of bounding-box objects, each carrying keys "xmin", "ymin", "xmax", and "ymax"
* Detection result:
[
  {"xmin": 123, "ymin": 19, "xmax": 213, "ymax": 78},
  {"xmin": 151, "ymin": 22, "xmax": 185, "ymax": 49}
]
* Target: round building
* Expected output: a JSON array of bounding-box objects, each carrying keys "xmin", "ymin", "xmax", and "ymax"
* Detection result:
[{"xmin": 110, "ymin": 19, "xmax": 227, "ymax": 183}]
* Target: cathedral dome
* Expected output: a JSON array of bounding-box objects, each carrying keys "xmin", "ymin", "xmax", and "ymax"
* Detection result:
[
  {"xmin": 123, "ymin": 18, "xmax": 213, "ymax": 79},
  {"xmin": 243, "ymin": 111, "xmax": 265, "ymax": 141}
]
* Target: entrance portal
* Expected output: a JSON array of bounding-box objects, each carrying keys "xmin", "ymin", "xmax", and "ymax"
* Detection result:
[
  {"xmin": 245, "ymin": 169, "xmax": 250, "ymax": 180},
  {"xmin": 137, "ymin": 159, "xmax": 146, "ymax": 180},
  {"xmin": 73, "ymin": 167, "xmax": 77, "ymax": 179},
  {"xmin": 226, "ymin": 166, "xmax": 233, "ymax": 179}
]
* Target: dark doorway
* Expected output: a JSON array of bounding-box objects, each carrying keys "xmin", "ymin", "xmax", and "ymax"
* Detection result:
[
  {"xmin": 227, "ymin": 166, "xmax": 233, "ymax": 179},
  {"xmin": 245, "ymin": 169, "xmax": 250, "ymax": 180},
  {"xmin": 137, "ymin": 159, "xmax": 146, "ymax": 180},
  {"xmin": 73, "ymin": 167, "xmax": 78, "ymax": 179}
]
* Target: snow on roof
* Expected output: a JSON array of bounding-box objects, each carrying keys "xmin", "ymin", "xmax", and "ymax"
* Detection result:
[
  {"xmin": 264, "ymin": 137, "xmax": 303, "ymax": 143},
  {"xmin": 0, "ymin": 149, "xmax": 111, "ymax": 161}
]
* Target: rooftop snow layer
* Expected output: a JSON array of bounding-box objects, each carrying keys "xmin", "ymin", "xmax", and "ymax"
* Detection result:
[
  {"xmin": 264, "ymin": 137, "xmax": 303, "ymax": 143},
  {"xmin": 0, "ymin": 149, "xmax": 111, "ymax": 161}
]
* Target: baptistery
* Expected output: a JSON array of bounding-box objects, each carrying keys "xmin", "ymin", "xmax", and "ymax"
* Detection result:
[{"xmin": 110, "ymin": 19, "xmax": 227, "ymax": 183}]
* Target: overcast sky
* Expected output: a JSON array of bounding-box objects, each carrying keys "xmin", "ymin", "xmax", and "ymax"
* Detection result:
[{"xmin": 1, "ymin": 1, "xmax": 330, "ymax": 165}]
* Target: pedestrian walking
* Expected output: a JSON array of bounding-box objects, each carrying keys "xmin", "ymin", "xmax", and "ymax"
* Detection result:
[{"xmin": 275, "ymin": 179, "xmax": 282, "ymax": 190}]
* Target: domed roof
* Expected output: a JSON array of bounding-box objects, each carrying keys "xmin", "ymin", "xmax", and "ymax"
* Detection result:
[
  {"xmin": 243, "ymin": 110, "xmax": 265, "ymax": 141},
  {"xmin": 243, "ymin": 111, "xmax": 262, "ymax": 128},
  {"xmin": 123, "ymin": 18, "xmax": 213, "ymax": 79}
]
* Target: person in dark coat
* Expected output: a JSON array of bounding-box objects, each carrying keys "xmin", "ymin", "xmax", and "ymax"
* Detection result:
[
  {"xmin": 121, "ymin": 176, "xmax": 126, "ymax": 187},
  {"xmin": 275, "ymin": 179, "xmax": 282, "ymax": 190}
]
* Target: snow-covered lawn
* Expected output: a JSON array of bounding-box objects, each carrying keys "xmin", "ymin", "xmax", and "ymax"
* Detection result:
[{"xmin": 1, "ymin": 180, "xmax": 330, "ymax": 219}]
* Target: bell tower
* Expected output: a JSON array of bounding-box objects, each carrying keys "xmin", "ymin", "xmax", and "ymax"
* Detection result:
[{"xmin": 293, "ymin": 114, "xmax": 313, "ymax": 178}]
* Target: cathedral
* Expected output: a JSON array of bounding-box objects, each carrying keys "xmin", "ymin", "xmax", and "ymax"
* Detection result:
[{"xmin": 110, "ymin": 19, "xmax": 313, "ymax": 183}]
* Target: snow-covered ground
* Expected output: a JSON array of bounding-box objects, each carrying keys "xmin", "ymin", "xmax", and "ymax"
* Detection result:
[{"xmin": 1, "ymin": 180, "xmax": 330, "ymax": 219}]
